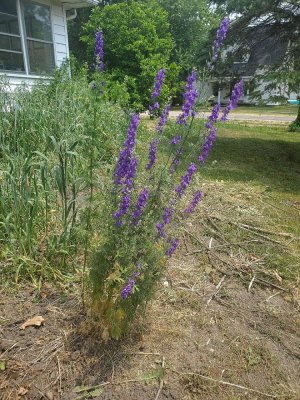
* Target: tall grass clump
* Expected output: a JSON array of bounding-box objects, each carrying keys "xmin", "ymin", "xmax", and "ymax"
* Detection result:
[
  {"xmin": 0, "ymin": 65, "xmax": 128, "ymax": 284},
  {"xmin": 87, "ymin": 18, "xmax": 244, "ymax": 339}
]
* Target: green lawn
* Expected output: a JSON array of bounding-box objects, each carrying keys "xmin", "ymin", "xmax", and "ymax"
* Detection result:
[
  {"xmin": 171, "ymin": 104, "xmax": 299, "ymax": 116},
  {"xmin": 141, "ymin": 119, "xmax": 300, "ymax": 285},
  {"xmin": 230, "ymin": 105, "xmax": 298, "ymax": 116},
  {"xmin": 201, "ymin": 123, "xmax": 300, "ymax": 195}
]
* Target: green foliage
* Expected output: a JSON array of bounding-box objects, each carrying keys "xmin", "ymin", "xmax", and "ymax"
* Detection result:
[
  {"xmin": 0, "ymin": 69, "xmax": 128, "ymax": 283},
  {"xmin": 158, "ymin": 0, "xmax": 218, "ymax": 77},
  {"xmin": 81, "ymin": 0, "xmax": 175, "ymax": 109},
  {"xmin": 88, "ymin": 190, "xmax": 167, "ymax": 338},
  {"xmin": 212, "ymin": 0, "xmax": 300, "ymax": 113},
  {"xmin": 86, "ymin": 103, "xmax": 214, "ymax": 340}
]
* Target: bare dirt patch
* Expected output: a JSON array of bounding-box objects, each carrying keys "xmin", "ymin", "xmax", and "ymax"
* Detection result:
[{"xmin": 1, "ymin": 181, "xmax": 300, "ymax": 400}]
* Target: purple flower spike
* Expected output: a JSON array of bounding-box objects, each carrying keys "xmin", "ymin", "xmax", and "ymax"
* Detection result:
[
  {"xmin": 113, "ymin": 193, "xmax": 131, "ymax": 226},
  {"xmin": 177, "ymin": 71, "xmax": 198, "ymax": 126},
  {"xmin": 205, "ymin": 103, "xmax": 221, "ymax": 129},
  {"xmin": 198, "ymin": 102, "xmax": 221, "ymax": 166},
  {"xmin": 166, "ymin": 238, "xmax": 179, "ymax": 257},
  {"xmin": 121, "ymin": 277, "xmax": 135, "ymax": 299},
  {"xmin": 210, "ymin": 17, "xmax": 230, "ymax": 67},
  {"xmin": 198, "ymin": 127, "xmax": 217, "ymax": 165},
  {"xmin": 221, "ymin": 80, "xmax": 244, "ymax": 121},
  {"xmin": 146, "ymin": 139, "xmax": 159, "ymax": 170},
  {"xmin": 121, "ymin": 264, "xmax": 142, "ymax": 299},
  {"xmin": 156, "ymin": 222, "xmax": 166, "ymax": 238},
  {"xmin": 163, "ymin": 206, "xmax": 174, "ymax": 225},
  {"xmin": 175, "ymin": 163, "xmax": 197, "ymax": 198},
  {"xmin": 184, "ymin": 190, "xmax": 203, "ymax": 214},
  {"xmin": 170, "ymin": 134, "xmax": 182, "ymax": 145},
  {"xmin": 114, "ymin": 113, "xmax": 140, "ymax": 189},
  {"xmin": 156, "ymin": 104, "xmax": 171, "ymax": 133},
  {"xmin": 131, "ymin": 188, "xmax": 149, "ymax": 224},
  {"xmin": 94, "ymin": 30, "xmax": 104, "ymax": 72},
  {"xmin": 151, "ymin": 68, "xmax": 166, "ymax": 99},
  {"xmin": 113, "ymin": 113, "xmax": 139, "ymax": 226}
]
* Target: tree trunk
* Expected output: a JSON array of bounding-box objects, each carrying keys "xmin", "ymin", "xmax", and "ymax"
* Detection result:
[{"xmin": 288, "ymin": 96, "xmax": 300, "ymax": 132}]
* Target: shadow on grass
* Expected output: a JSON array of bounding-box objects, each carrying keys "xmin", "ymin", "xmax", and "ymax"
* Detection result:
[{"xmin": 199, "ymin": 136, "xmax": 300, "ymax": 194}]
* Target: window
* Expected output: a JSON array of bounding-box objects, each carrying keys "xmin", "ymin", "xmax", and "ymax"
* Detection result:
[
  {"xmin": 22, "ymin": 1, "xmax": 55, "ymax": 74},
  {"xmin": 0, "ymin": 0, "xmax": 25, "ymax": 72},
  {"xmin": 0, "ymin": 0, "xmax": 55, "ymax": 75}
]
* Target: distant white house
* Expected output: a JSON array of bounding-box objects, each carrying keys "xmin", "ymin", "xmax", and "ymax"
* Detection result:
[
  {"xmin": 0, "ymin": 0, "xmax": 98, "ymax": 89},
  {"xmin": 207, "ymin": 27, "xmax": 298, "ymax": 105}
]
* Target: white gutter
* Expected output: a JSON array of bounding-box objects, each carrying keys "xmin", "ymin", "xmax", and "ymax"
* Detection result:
[{"xmin": 62, "ymin": 0, "xmax": 98, "ymax": 10}]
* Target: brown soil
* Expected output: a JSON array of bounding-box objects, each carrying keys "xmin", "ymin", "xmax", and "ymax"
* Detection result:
[
  {"xmin": 1, "ymin": 182, "xmax": 300, "ymax": 400},
  {"xmin": 1, "ymin": 266, "xmax": 300, "ymax": 399}
]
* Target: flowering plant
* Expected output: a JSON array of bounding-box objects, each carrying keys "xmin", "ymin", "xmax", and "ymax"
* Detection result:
[{"xmin": 87, "ymin": 18, "xmax": 244, "ymax": 339}]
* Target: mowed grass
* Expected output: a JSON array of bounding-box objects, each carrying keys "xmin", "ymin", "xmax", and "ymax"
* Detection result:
[
  {"xmin": 140, "ymin": 117, "xmax": 300, "ymax": 287},
  {"xmin": 196, "ymin": 122, "xmax": 300, "ymax": 285},
  {"xmin": 201, "ymin": 122, "xmax": 300, "ymax": 195},
  {"xmin": 172, "ymin": 104, "xmax": 299, "ymax": 116},
  {"xmin": 229, "ymin": 105, "xmax": 298, "ymax": 116}
]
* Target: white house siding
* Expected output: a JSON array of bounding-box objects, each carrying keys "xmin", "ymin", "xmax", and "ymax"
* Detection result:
[
  {"xmin": 216, "ymin": 82, "xmax": 299, "ymax": 105},
  {"xmin": 0, "ymin": 0, "xmax": 69, "ymax": 91},
  {"xmin": 52, "ymin": 2, "xmax": 69, "ymax": 68}
]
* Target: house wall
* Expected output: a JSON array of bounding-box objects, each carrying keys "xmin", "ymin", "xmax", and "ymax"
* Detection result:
[
  {"xmin": 0, "ymin": 0, "xmax": 69, "ymax": 91},
  {"xmin": 210, "ymin": 79, "xmax": 298, "ymax": 105}
]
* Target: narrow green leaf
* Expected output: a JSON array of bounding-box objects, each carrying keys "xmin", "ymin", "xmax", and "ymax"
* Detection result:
[{"xmin": 0, "ymin": 360, "xmax": 6, "ymax": 371}]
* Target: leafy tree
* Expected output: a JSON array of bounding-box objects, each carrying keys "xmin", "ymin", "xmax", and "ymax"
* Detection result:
[
  {"xmin": 158, "ymin": 0, "xmax": 218, "ymax": 77},
  {"xmin": 67, "ymin": 8, "xmax": 92, "ymax": 66},
  {"xmin": 211, "ymin": 0, "xmax": 300, "ymax": 130},
  {"xmin": 81, "ymin": 0, "xmax": 176, "ymax": 109}
]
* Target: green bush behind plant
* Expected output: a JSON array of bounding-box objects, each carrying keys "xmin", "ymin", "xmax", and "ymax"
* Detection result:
[{"xmin": 81, "ymin": 0, "xmax": 179, "ymax": 110}]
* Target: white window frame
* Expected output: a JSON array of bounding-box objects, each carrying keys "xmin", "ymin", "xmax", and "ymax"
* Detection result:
[
  {"xmin": 0, "ymin": 1, "xmax": 25, "ymax": 73},
  {"xmin": 0, "ymin": 0, "xmax": 55, "ymax": 77}
]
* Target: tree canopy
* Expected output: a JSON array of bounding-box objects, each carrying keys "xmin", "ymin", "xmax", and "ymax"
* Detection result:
[
  {"xmin": 81, "ymin": 0, "xmax": 176, "ymax": 109},
  {"xmin": 212, "ymin": 0, "xmax": 300, "ymax": 97},
  {"xmin": 157, "ymin": 0, "xmax": 218, "ymax": 78}
]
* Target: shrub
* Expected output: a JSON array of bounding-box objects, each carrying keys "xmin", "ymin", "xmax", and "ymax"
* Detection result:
[
  {"xmin": 81, "ymin": 0, "xmax": 177, "ymax": 110},
  {"xmin": 87, "ymin": 18, "xmax": 244, "ymax": 339}
]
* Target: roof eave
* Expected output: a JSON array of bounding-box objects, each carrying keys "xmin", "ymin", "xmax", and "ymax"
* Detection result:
[{"xmin": 62, "ymin": 0, "xmax": 98, "ymax": 10}]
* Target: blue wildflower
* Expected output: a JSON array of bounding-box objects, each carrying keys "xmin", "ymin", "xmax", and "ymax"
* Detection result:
[
  {"xmin": 208, "ymin": 17, "xmax": 230, "ymax": 69},
  {"xmin": 113, "ymin": 194, "xmax": 131, "ymax": 226},
  {"xmin": 176, "ymin": 71, "xmax": 198, "ymax": 126},
  {"xmin": 170, "ymin": 135, "xmax": 182, "ymax": 145},
  {"xmin": 198, "ymin": 128, "xmax": 217, "ymax": 165},
  {"xmin": 151, "ymin": 69, "xmax": 166, "ymax": 99},
  {"xmin": 146, "ymin": 139, "xmax": 159, "ymax": 171},
  {"xmin": 121, "ymin": 263, "xmax": 142, "ymax": 300},
  {"xmin": 175, "ymin": 163, "xmax": 197, "ymax": 198},
  {"xmin": 114, "ymin": 113, "xmax": 139, "ymax": 189},
  {"xmin": 166, "ymin": 238, "xmax": 179, "ymax": 257},
  {"xmin": 156, "ymin": 222, "xmax": 166, "ymax": 238},
  {"xmin": 131, "ymin": 188, "xmax": 149, "ymax": 224},
  {"xmin": 94, "ymin": 30, "xmax": 104, "ymax": 72},
  {"xmin": 156, "ymin": 104, "xmax": 171, "ymax": 133},
  {"xmin": 184, "ymin": 190, "xmax": 203, "ymax": 214},
  {"xmin": 221, "ymin": 80, "xmax": 244, "ymax": 121}
]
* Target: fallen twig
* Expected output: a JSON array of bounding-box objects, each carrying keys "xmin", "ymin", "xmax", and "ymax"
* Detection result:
[
  {"xmin": 207, "ymin": 275, "xmax": 226, "ymax": 306},
  {"xmin": 248, "ymin": 274, "xmax": 256, "ymax": 292},
  {"xmin": 154, "ymin": 357, "xmax": 165, "ymax": 400},
  {"xmin": 171, "ymin": 369, "xmax": 277, "ymax": 398},
  {"xmin": 185, "ymin": 239, "xmax": 264, "ymax": 256},
  {"xmin": 255, "ymin": 277, "xmax": 288, "ymax": 292},
  {"xmin": 234, "ymin": 223, "xmax": 295, "ymax": 238},
  {"xmin": 265, "ymin": 292, "xmax": 281, "ymax": 302},
  {"xmin": 122, "ymin": 352, "xmax": 161, "ymax": 356}
]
